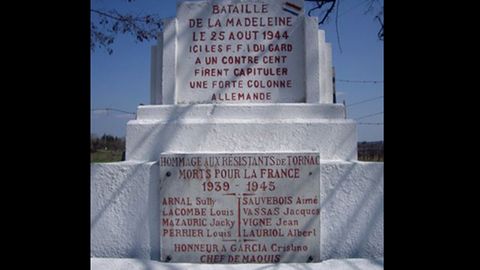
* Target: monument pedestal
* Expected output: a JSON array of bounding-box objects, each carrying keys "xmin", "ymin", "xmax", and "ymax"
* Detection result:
[
  {"xmin": 91, "ymin": 160, "xmax": 383, "ymax": 261},
  {"xmin": 126, "ymin": 103, "xmax": 357, "ymax": 161}
]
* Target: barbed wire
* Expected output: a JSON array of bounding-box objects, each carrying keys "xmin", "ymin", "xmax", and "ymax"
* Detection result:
[
  {"xmin": 91, "ymin": 108, "xmax": 136, "ymax": 115},
  {"xmin": 337, "ymin": 79, "xmax": 383, "ymax": 84},
  {"xmin": 357, "ymin": 122, "xmax": 383, "ymax": 125},
  {"xmin": 346, "ymin": 96, "xmax": 383, "ymax": 107},
  {"xmin": 355, "ymin": 111, "xmax": 383, "ymax": 120}
]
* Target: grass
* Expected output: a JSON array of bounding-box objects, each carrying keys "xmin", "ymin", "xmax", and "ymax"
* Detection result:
[{"xmin": 91, "ymin": 149, "xmax": 124, "ymax": 163}]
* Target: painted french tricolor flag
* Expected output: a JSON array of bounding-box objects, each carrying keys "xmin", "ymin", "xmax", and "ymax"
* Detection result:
[{"xmin": 283, "ymin": 1, "xmax": 303, "ymax": 16}]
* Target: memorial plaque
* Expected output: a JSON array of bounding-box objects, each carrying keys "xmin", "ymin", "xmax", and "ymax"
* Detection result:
[
  {"xmin": 176, "ymin": 0, "xmax": 306, "ymax": 104},
  {"xmin": 159, "ymin": 152, "xmax": 320, "ymax": 263}
]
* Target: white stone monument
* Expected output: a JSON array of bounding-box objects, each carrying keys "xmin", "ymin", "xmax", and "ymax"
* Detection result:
[{"xmin": 91, "ymin": 0, "xmax": 383, "ymax": 268}]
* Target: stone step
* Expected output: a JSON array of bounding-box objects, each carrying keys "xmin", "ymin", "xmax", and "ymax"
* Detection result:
[
  {"xmin": 136, "ymin": 103, "xmax": 346, "ymax": 120},
  {"xmin": 126, "ymin": 118, "xmax": 357, "ymax": 161},
  {"xmin": 91, "ymin": 258, "xmax": 384, "ymax": 270}
]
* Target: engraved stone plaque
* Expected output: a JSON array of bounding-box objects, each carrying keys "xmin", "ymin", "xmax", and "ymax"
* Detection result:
[
  {"xmin": 159, "ymin": 152, "xmax": 320, "ymax": 263},
  {"xmin": 176, "ymin": 0, "xmax": 306, "ymax": 103}
]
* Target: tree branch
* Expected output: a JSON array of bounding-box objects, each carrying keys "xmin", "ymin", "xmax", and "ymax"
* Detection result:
[
  {"xmin": 90, "ymin": 8, "xmax": 163, "ymax": 54},
  {"xmin": 335, "ymin": 0, "xmax": 342, "ymax": 53},
  {"xmin": 305, "ymin": 0, "xmax": 337, "ymax": 25},
  {"xmin": 376, "ymin": 15, "xmax": 384, "ymax": 40}
]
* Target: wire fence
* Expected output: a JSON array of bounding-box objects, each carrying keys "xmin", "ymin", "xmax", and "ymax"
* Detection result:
[
  {"xmin": 357, "ymin": 122, "xmax": 383, "ymax": 125},
  {"xmin": 346, "ymin": 96, "xmax": 383, "ymax": 107},
  {"xmin": 91, "ymin": 108, "xmax": 136, "ymax": 115},
  {"xmin": 355, "ymin": 111, "xmax": 383, "ymax": 121},
  {"xmin": 337, "ymin": 79, "xmax": 383, "ymax": 84}
]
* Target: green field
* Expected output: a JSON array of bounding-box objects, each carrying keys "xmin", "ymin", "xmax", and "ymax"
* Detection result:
[{"xmin": 91, "ymin": 150, "xmax": 124, "ymax": 163}]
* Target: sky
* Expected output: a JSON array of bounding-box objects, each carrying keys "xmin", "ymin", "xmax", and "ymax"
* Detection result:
[{"xmin": 91, "ymin": 0, "xmax": 384, "ymax": 141}]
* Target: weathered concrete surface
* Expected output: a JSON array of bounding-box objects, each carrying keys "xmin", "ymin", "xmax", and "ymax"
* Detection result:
[
  {"xmin": 136, "ymin": 103, "xmax": 346, "ymax": 120},
  {"xmin": 91, "ymin": 161, "xmax": 160, "ymax": 259},
  {"xmin": 91, "ymin": 257, "xmax": 384, "ymax": 270},
  {"xmin": 126, "ymin": 104, "xmax": 356, "ymax": 162},
  {"xmin": 320, "ymin": 161, "xmax": 384, "ymax": 260},
  {"xmin": 90, "ymin": 161, "xmax": 383, "ymax": 261}
]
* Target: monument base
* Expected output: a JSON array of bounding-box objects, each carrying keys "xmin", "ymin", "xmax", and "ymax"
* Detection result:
[
  {"xmin": 91, "ymin": 160, "xmax": 383, "ymax": 261},
  {"xmin": 91, "ymin": 257, "xmax": 384, "ymax": 270}
]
